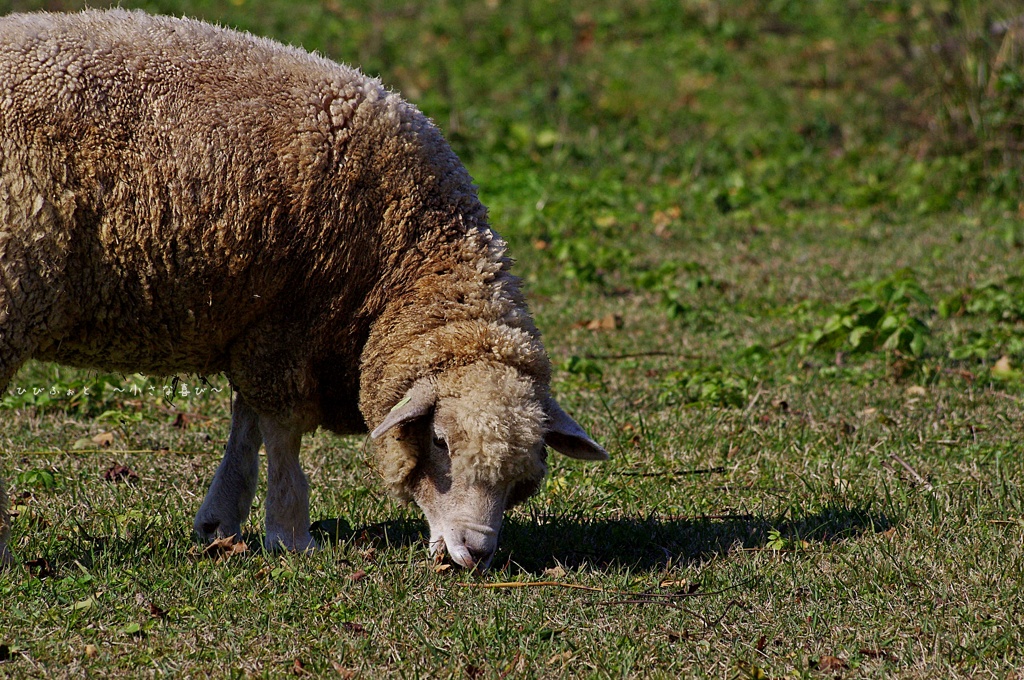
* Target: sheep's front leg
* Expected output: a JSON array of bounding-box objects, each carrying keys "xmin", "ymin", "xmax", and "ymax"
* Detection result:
[
  {"xmin": 261, "ymin": 416, "xmax": 315, "ymax": 552},
  {"xmin": 194, "ymin": 392, "xmax": 262, "ymax": 542}
]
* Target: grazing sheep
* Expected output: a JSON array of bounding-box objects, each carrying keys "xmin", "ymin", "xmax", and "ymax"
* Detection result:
[{"xmin": 0, "ymin": 9, "xmax": 607, "ymax": 570}]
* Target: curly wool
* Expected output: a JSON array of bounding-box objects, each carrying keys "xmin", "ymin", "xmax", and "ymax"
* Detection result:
[
  {"xmin": 0, "ymin": 9, "xmax": 487, "ymax": 430},
  {"xmin": 0, "ymin": 10, "xmax": 558, "ymax": 521},
  {"xmin": 434, "ymin": 362, "xmax": 549, "ymax": 488},
  {"xmin": 359, "ymin": 227, "xmax": 554, "ymax": 499}
]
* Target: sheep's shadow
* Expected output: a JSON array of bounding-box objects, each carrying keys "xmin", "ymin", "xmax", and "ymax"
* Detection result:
[
  {"xmin": 21, "ymin": 502, "xmax": 890, "ymax": 576},
  {"xmin": 313, "ymin": 502, "xmax": 893, "ymax": 574},
  {"xmin": 496, "ymin": 504, "xmax": 892, "ymax": 573}
]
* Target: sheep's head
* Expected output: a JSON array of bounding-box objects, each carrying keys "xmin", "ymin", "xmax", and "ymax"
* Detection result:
[{"xmin": 370, "ymin": 362, "xmax": 607, "ymax": 570}]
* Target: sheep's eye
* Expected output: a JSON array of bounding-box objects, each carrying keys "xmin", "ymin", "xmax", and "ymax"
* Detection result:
[{"xmin": 432, "ymin": 435, "xmax": 447, "ymax": 451}]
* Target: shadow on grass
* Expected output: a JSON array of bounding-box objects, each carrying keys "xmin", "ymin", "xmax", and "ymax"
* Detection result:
[
  {"xmin": 312, "ymin": 501, "xmax": 893, "ymax": 574},
  {"xmin": 25, "ymin": 502, "xmax": 889, "ymax": 575},
  {"xmin": 311, "ymin": 516, "xmax": 424, "ymax": 552},
  {"xmin": 496, "ymin": 503, "xmax": 893, "ymax": 573}
]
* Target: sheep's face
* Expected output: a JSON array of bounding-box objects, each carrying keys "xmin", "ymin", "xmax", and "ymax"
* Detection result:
[
  {"xmin": 406, "ymin": 427, "xmax": 543, "ymax": 570},
  {"xmin": 411, "ymin": 365, "xmax": 547, "ymax": 569},
  {"xmin": 371, "ymin": 363, "xmax": 608, "ymax": 570}
]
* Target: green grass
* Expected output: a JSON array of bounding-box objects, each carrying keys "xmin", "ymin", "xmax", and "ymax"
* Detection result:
[{"xmin": 2, "ymin": 0, "xmax": 1024, "ymax": 677}]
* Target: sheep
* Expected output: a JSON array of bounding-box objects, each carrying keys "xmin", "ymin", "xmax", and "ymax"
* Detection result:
[{"xmin": 0, "ymin": 9, "xmax": 607, "ymax": 570}]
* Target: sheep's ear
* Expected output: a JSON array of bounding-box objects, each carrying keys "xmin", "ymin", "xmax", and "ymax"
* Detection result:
[
  {"xmin": 544, "ymin": 398, "xmax": 609, "ymax": 461},
  {"xmin": 371, "ymin": 381, "xmax": 436, "ymax": 439}
]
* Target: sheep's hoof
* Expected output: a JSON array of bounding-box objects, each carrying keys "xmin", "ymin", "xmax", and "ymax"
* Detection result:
[
  {"xmin": 194, "ymin": 518, "xmax": 242, "ymax": 544},
  {"xmin": 264, "ymin": 531, "xmax": 318, "ymax": 554}
]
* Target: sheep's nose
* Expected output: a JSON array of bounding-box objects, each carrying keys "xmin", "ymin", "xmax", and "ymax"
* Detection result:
[
  {"xmin": 446, "ymin": 531, "xmax": 497, "ymax": 570},
  {"xmin": 466, "ymin": 545, "xmax": 494, "ymax": 570}
]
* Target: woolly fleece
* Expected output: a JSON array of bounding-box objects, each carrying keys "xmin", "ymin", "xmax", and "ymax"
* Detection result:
[{"xmin": 0, "ymin": 10, "xmax": 571, "ymax": 551}]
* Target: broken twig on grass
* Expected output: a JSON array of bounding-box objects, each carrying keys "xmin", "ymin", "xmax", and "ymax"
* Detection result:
[
  {"xmin": 458, "ymin": 581, "xmax": 624, "ymax": 594},
  {"xmin": 889, "ymin": 453, "xmax": 933, "ymax": 491},
  {"xmin": 616, "ymin": 466, "xmax": 725, "ymax": 478}
]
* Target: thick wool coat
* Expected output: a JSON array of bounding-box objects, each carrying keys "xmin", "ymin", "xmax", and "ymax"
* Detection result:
[{"xmin": 0, "ymin": 10, "xmax": 555, "ymax": 553}]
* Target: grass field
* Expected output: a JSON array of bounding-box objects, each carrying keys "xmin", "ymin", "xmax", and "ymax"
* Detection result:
[{"xmin": 2, "ymin": 0, "xmax": 1024, "ymax": 677}]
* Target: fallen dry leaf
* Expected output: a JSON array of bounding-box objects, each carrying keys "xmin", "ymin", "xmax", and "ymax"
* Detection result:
[
  {"xmin": 202, "ymin": 535, "xmax": 248, "ymax": 561},
  {"xmin": 859, "ymin": 648, "xmax": 889, "ymax": 659},
  {"xmin": 587, "ymin": 312, "xmax": 623, "ymax": 331},
  {"xmin": 815, "ymin": 655, "xmax": 848, "ymax": 671},
  {"xmin": 542, "ymin": 565, "xmax": 567, "ymax": 579},
  {"xmin": 652, "ymin": 206, "xmax": 682, "ymax": 237},
  {"xmin": 330, "ymin": 661, "xmax": 356, "ymax": 678},
  {"xmin": 132, "ymin": 592, "xmax": 165, "ymax": 618},
  {"xmin": 665, "ymin": 629, "xmax": 689, "ymax": 643},
  {"xmin": 103, "ymin": 464, "xmax": 138, "ymax": 483},
  {"xmin": 993, "ymin": 354, "xmax": 1015, "ymax": 378},
  {"xmin": 547, "ymin": 651, "xmax": 573, "ymax": 666},
  {"xmin": 173, "ymin": 412, "xmax": 193, "ymax": 429},
  {"xmin": 91, "ymin": 432, "xmax": 115, "ymax": 447},
  {"xmin": 26, "ymin": 557, "xmax": 53, "ymax": 578},
  {"xmin": 342, "ymin": 622, "xmax": 368, "ymax": 637}
]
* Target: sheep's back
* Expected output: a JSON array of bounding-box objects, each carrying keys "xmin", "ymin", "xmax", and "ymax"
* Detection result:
[{"xmin": 0, "ymin": 9, "xmax": 472, "ymax": 379}]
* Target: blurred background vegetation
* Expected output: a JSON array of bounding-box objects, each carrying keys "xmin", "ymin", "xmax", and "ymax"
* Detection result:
[
  {"xmin": 5, "ymin": 0, "xmax": 1024, "ymax": 418},
  {"xmin": 4, "ymin": 0, "xmax": 1023, "ymax": 222}
]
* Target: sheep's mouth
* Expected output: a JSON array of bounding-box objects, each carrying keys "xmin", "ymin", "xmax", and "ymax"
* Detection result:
[{"xmin": 430, "ymin": 526, "xmax": 499, "ymax": 571}]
